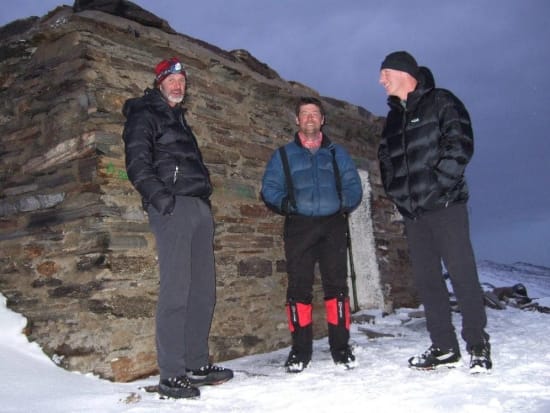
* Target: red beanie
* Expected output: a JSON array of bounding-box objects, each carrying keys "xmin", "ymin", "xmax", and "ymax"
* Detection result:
[{"xmin": 155, "ymin": 57, "xmax": 186, "ymax": 84}]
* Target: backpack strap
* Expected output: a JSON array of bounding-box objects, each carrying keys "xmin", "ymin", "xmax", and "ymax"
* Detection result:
[
  {"xmin": 330, "ymin": 147, "xmax": 343, "ymax": 210},
  {"xmin": 278, "ymin": 146, "xmax": 296, "ymax": 210}
]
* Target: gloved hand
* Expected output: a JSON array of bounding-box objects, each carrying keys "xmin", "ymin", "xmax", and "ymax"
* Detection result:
[
  {"xmin": 281, "ymin": 197, "xmax": 296, "ymax": 215},
  {"xmin": 152, "ymin": 192, "xmax": 175, "ymax": 215}
]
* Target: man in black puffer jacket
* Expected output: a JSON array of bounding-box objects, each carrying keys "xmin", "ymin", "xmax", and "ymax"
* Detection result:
[
  {"xmin": 378, "ymin": 51, "xmax": 492, "ymax": 374},
  {"xmin": 122, "ymin": 57, "xmax": 232, "ymax": 399}
]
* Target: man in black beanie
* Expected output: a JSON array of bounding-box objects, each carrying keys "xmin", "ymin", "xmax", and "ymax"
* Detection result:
[
  {"xmin": 380, "ymin": 51, "xmax": 419, "ymax": 78},
  {"xmin": 377, "ymin": 51, "xmax": 492, "ymax": 374}
]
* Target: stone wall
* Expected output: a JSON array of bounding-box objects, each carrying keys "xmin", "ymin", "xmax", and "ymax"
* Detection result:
[{"xmin": 0, "ymin": 5, "xmax": 415, "ymax": 381}]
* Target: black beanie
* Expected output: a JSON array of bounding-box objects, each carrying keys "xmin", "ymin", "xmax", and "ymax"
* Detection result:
[{"xmin": 380, "ymin": 51, "xmax": 419, "ymax": 78}]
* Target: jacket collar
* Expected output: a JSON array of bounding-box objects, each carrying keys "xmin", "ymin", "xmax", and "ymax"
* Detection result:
[
  {"xmin": 293, "ymin": 132, "xmax": 333, "ymax": 149},
  {"xmin": 387, "ymin": 83, "xmax": 433, "ymax": 112}
]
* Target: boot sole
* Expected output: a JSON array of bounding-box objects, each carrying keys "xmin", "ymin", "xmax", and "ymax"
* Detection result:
[
  {"xmin": 285, "ymin": 361, "xmax": 310, "ymax": 373},
  {"xmin": 409, "ymin": 360, "xmax": 462, "ymax": 371},
  {"xmin": 469, "ymin": 365, "xmax": 492, "ymax": 374},
  {"xmin": 334, "ymin": 359, "xmax": 358, "ymax": 370},
  {"xmin": 188, "ymin": 376, "xmax": 234, "ymax": 386},
  {"xmin": 149, "ymin": 385, "xmax": 200, "ymax": 399}
]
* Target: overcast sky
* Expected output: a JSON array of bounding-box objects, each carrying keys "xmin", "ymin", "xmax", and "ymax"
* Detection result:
[{"xmin": 1, "ymin": 1, "xmax": 549, "ymax": 266}]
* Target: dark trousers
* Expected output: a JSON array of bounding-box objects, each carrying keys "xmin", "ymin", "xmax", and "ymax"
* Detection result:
[
  {"xmin": 284, "ymin": 213, "xmax": 349, "ymax": 302},
  {"xmin": 404, "ymin": 203, "xmax": 488, "ymax": 352},
  {"xmin": 284, "ymin": 213, "xmax": 350, "ymax": 355},
  {"xmin": 148, "ymin": 196, "xmax": 216, "ymax": 379}
]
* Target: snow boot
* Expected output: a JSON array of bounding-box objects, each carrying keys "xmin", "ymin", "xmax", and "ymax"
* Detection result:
[
  {"xmin": 408, "ymin": 345, "xmax": 461, "ymax": 370},
  {"xmin": 285, "ymin": 349, "xmax": 311, "ymax": 373},
  {"xmin": 331, "ymin": 345, "xmax": 356, "ymax": 369},
  {"xmin": 158, "ymin": 375, "xmax": 200, "ymax": 399},
  {"xmin": 186, "ymin": 363, "xmax": 234, "ymax": 386},
  {"xmin": 469, "ymin": 341, "xmax": 492, "ymax": 374},
  {"xmin": 325, "ymin": 294, "xmax": 356, "ymax": 369},
  {"xmin": 285, "ymin": 299, "xmax": 312, "ymax": 373}
]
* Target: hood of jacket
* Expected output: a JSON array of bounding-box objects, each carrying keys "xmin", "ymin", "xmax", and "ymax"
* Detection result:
[
  {"xmin": 386, "ymin": 65, "xmax": 436, "ymax": 112},
  {"xmin": 122, "ymin": 88, "xmax": 186, "ymax": 119}
]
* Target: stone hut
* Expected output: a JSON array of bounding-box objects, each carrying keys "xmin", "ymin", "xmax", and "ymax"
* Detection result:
[{"xmin": 0, "ymin": 2, "xmax": 414, "ymax": 382}]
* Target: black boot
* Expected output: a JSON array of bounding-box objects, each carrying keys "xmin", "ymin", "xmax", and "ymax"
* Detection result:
[
  {"xmin": 468, "ymin": 341, "xmax": 492, "ymax": 373},
  {"xmin": 158, "ymin": 376, "xmax": 200, "ymax": 399},
  {"xmin": 408, "ymin": 345, "xmax": 461, "ymax": 370},
  {"xmin": 285, "ymin": 299, "xmax": 313, "ymax": 373}
]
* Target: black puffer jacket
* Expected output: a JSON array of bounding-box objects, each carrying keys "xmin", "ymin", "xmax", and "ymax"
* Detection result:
[
  {"xmin": 378, "ymin": 66, "xmax": 473, "ymax": 219},
  {"xmin": 122, "ymin": 88, "xmax": 212, "ymax": 215}
]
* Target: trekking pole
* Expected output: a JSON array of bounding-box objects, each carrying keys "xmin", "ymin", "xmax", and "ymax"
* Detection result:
[{"xmin": 345, "ymin": 214, "xmax": 360, "ymax": 313}]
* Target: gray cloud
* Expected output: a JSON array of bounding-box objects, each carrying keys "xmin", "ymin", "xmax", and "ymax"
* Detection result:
[{"xmin": 2, "ymin": 0, "xmax": 549, "ymax": 265}]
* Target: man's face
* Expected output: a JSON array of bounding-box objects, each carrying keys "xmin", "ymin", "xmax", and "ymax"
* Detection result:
[
  {"xmin": 379, "ymin": 68, "xmax": 411, "ymax": 98},
  {"xmin": 159, "ymin": 73, "xmax": 186, "ymax": 107},
  {"xmin": 296, "ymin": 103, "xmax": 324, "ymax": 135}
]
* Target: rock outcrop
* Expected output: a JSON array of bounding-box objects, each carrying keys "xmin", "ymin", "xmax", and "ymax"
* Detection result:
[{"xmin": 0, "ymin": 3, "xmax": 414, "ymax": 381}]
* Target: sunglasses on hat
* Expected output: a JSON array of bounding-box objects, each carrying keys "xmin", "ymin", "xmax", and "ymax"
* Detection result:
[{"xmin": 155, "ymin": 57, "xmax": 186, "ymax": 83}]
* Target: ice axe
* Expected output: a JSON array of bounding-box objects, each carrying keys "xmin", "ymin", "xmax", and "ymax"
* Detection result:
[{"xmin": 345, "ymin": 214, "xmax": 360, "ymax": 313}]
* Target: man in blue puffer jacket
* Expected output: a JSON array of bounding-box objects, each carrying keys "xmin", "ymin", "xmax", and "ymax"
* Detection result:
[{"xmin": 261, "ymin": 96, "xmax": 362, "ymax": 373}]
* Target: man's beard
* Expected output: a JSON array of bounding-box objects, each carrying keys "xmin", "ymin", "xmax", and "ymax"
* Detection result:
[
  {"xmin": 167, "ymin": 94, "xmax": 184, "ymax": 104},
  {"xmin": 160, "ymin": 83, "xmax": 185, "ymax": 105}
]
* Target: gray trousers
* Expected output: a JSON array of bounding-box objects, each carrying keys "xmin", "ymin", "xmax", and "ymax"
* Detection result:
[
  {"xmin": 148, "ymin": 196, "xmax": 216, "ymax": 379},
  {"xmin": 404, "ymin": 203, "xmax": 488, "ymax": 352}
]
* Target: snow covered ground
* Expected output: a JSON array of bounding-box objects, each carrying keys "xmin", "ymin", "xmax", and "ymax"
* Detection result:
[{"xmin": 1, "ymin": 260, "xmax": 549, "ymax": 413}]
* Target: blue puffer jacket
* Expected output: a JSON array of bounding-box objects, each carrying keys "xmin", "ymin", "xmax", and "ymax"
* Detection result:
[{"xmin": 261, "ymin": 134, "xmax": 362, "ymax": 217}]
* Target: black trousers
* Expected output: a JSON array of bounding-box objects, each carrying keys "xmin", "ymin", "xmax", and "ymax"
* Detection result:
[
  {"xmin": 404, "ymin": 203, "xmax": 488, "ymax": 352},
  {"xmin": 283, "ymin": 213, "xmax": 349, "ymax": 302}
]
